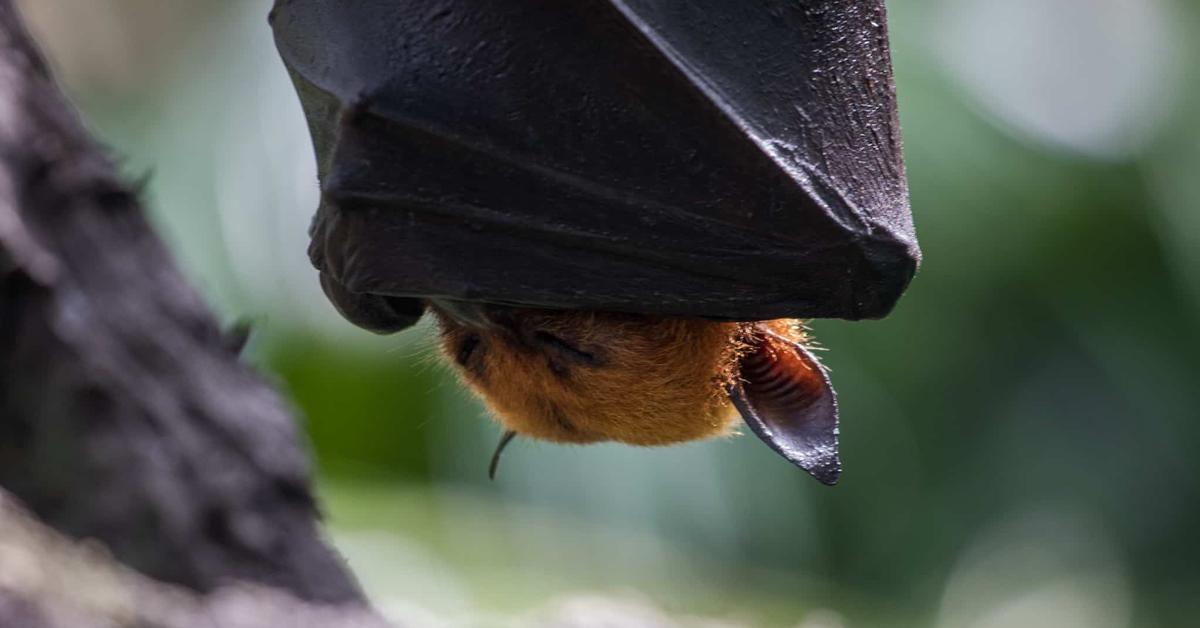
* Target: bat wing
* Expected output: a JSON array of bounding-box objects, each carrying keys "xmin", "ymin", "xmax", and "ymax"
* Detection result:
[{"xmin": 272, "ymin": 0, "xmax": 919, "ymax": 331}]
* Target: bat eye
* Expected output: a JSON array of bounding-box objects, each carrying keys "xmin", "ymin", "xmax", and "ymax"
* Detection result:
[
  {"xmin": 532, "ymin": 330, "xmax": 597, "ymax": 366},
  {"xmin": 456, "ymin": 334, "xmax": 482, "ymax": 367}
]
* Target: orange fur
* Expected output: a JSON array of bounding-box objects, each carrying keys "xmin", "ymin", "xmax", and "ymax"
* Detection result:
[{"xmin": 433, "ymin": 309, "xmax": 780, "ymax": 446}]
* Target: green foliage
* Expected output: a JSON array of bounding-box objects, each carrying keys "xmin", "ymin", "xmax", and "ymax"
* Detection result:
[{"xmin": 266, "ymin": 337, "xmax": 444, "ymax": 480}]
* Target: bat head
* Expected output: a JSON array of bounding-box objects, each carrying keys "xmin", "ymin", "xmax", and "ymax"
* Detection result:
[
  {"xmin": 432, "ymin": 304, "xmax": 840, "ymax": 484},
  {"xmin": 433, "ymin": 305, "xmax": 742, "ymax": 446}
]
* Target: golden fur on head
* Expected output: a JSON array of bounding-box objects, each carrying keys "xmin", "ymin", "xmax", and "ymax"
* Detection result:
[{"xmin": 433, "ymin": 308, "xmax": 752, "ymax": 445}]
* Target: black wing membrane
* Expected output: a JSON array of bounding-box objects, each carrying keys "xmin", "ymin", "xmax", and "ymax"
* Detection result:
[{"xmin": 271, "ymin": 0, "xmax": 919, "ymax": 332}]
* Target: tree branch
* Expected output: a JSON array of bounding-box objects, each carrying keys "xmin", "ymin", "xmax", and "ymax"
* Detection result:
[
  {"xmin": 0, "ymin": 0, "xmax": 370, "ymax": 615},
  {"xmin": 0, "ymin": 489, "xmax": 390, "ymax": 628}
]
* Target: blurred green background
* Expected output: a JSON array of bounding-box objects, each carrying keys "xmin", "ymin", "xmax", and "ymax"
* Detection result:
[{"xmin": 19, "ymin": 1, "xmax": 1200, "ymax": 626}]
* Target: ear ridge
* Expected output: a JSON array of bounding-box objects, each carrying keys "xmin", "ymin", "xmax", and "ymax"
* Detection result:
[{"xmin": 729, "ymin": 326, "xmax": 841, "ymax": 485}]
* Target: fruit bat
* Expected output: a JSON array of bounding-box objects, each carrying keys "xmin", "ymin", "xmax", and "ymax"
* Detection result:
[{"xmin": 270, "ymin": 0, "xmax": 920, "ymax": 485}]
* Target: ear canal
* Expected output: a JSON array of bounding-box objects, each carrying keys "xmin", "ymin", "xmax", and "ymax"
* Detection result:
[{"xmin": 729, "ymin": 327, "xmax": 840, "ymax": 485}]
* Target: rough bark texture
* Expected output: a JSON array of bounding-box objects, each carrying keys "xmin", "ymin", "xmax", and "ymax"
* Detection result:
[
  {"xmin": 0, "ymin": 0, "xmax": 369, "ymax": 615},
  {"xmin": 0, "ymin": 490, "xmax": 390, "ymax": 628}
]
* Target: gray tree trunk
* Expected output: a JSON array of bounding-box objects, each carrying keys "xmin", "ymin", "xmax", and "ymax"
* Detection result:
[{"xmin": 0, "ymin": 1, "xmax": 395, "ymax": 624}]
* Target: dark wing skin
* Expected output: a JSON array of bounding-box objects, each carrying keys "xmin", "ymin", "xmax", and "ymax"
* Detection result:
[{"xmin": 271, "ymin": 0, "xmax": 919, "ymax": 332}]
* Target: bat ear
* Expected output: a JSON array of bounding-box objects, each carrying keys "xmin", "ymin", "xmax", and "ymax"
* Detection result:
[{"xmin": 729, "ymin": 327, "xmax": 840, "ymax": 485}]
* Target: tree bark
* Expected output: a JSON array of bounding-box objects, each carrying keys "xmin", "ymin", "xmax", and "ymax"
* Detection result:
[
  {"xmin": 0, "ymin": 1, "xmax": 387, "ymax": 624},
  {"xmin": 0, "ymin": 490, "xmax": 391, "ymax": 628}
]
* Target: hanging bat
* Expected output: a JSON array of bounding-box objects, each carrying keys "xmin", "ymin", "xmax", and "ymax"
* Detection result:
[{"xmin": 270, "ymin": 0, "xmax": 920, "ymax": 485}]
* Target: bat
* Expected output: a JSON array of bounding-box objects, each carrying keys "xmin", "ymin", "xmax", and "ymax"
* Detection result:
[
  {"xmin": 433, "ymin": 308, "xmax": 839, "ymax": 483},
  {"xmin": 271, "ymin": 0, "xmax": 920, "ymax": 484}
]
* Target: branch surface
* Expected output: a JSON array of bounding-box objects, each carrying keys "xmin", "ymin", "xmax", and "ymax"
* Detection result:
[{"xmin": 0, "ymin": 0, "xmax": 363, "ymax": 606}]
